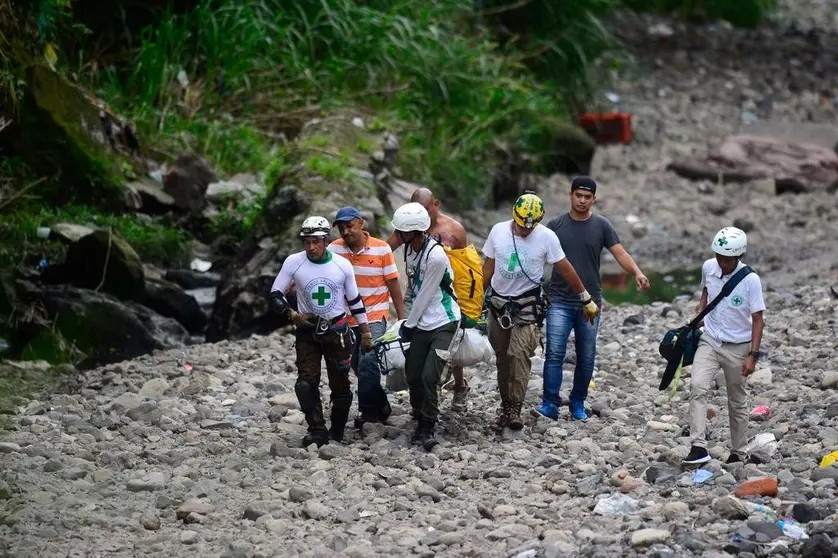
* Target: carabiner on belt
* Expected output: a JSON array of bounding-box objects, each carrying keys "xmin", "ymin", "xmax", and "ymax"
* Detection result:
[
  {"xmin": 315, "ymin": 316, "xmax": 330, "ymax": 336},
  {"xmin": 498, "ymin": 311, "xmax": 514, "ymax": 330}
]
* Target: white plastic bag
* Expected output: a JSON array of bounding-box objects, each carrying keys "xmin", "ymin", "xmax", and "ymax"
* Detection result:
[
  {"xmin": 452, "ymin": 329, "xmax": 492, "ymax": 367},
  {"xmin": 593, "ymin": 493, "xmax": 639, "ymax": 516},
  {"xmin": 382, "ymin": 343, "xmax": 407, "ymax": 372},
  {"xmin": 375, "ymin": 320, "xmax": 409, "ymax": 375}
]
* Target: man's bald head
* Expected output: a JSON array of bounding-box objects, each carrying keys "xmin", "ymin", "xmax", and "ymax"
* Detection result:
[
  {"xmin": 411, "ymin": 187, "xmax": 440, "ymax": 220},
  {"xmin": 410, "ymin": 187, "xmax": 435, "ymax": 206}
]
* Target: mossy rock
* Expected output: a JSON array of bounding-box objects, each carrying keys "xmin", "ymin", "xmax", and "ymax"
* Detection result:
[
  {"xmin": 1, "ymin": 65, "xmax": 126, "ymax": 208},
  {"xmin": 19, "ymin": 329, "xmax": 81, "ymax": 365},
  {"xmin": 62, "ymin": 229, "xmax": 146, "ymax": 302},
  {"xmin": 18, "ymin": 283, "xmax": 188, "ymax": 367}
]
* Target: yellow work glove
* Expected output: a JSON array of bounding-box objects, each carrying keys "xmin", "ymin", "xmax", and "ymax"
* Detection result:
[{"xmin": 578, "ymin": 290, "xmax": 600, "ymax": 323}]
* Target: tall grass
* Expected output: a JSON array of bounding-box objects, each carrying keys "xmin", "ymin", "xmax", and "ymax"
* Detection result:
[{"xmin": 96, "ymin": 0, "xmax": 603, "ymax": 207}]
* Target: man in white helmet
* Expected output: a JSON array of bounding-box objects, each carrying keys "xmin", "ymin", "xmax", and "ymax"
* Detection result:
[
  {"xmin": 682, "ymin": 226, "xmax": 765, "ymax": 465},
  {"xmin": 392, "ymin": 202, "xmax": 461, "ymax": 450},
  {"xmin": 269, "ymin": 216, "xmax": 374, "ymax": 448},
  {"xmin": 387, "ymin": 187, "xmax": 475, "ymax": 412}
]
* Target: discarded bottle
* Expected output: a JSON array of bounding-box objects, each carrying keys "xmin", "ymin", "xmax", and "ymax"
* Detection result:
[{"xmin": 745, "ymin": 503, "xmax": 775, "ymax": 514}]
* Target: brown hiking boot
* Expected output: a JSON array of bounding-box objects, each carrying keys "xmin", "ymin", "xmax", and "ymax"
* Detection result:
[
  {"xmin": 495, "ymin": 402, "xmax": 511, "ymax": 429},
  {"xmin": 507, "ymin": 403, "xmax": 524, "ymax": 430}
]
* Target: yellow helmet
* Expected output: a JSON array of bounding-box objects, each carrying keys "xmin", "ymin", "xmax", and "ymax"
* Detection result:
[{"xmin": 512, "ymin": 193, "xmax": 545, "ymax": 229}]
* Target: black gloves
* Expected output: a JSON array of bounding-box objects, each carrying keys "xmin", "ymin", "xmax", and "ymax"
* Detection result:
[
  {"xmin": 399, "ymin": 322, "xmax": 414, "ymax": 342},
  {"xmin": 269, "ymin": 290, "xmax": 290, "ymax": 317}
]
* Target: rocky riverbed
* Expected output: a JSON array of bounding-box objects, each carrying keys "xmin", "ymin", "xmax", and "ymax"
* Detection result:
[
  {"xmin": 1, "ymin": 284, "xmax": 836, "ymax": 557},
  {"xmin": 2, "ymin": 3, "xmax": 838, "ymax": 557}
]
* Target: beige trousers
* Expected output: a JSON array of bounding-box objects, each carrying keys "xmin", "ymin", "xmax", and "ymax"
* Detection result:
[
  {"xmin": 488, "ymin": 312, "xmax": 540, "ymax": 406},
  {"xmin": 689, "ymin": 337, "xmax": 750, "ymax": 453}
]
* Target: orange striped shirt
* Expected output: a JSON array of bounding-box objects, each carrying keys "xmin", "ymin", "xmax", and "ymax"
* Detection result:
[{"xmin": 328, "ymin": 233, "xmax": 399, "ymax": 325}]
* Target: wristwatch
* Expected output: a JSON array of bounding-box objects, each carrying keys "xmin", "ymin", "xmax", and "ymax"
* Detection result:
[{"xmin": 748, "ymin": 350, "xmax": 765, "ymax": 362}]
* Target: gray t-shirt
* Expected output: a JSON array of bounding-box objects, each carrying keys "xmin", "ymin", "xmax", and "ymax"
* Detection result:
[{"xmin": 546, "ymin": 213, "xmax": 620, "ymax": 305}]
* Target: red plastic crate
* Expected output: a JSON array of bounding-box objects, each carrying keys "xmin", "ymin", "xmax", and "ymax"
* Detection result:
[{"xmin": 579, "ymin": 112, "xmax": 633, "ymax": 145}]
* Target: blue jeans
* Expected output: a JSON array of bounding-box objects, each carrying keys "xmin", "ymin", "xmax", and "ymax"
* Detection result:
[
  {"xmin": 541, "ymin": 303, "xmax": 600, "ymax": 407},
  {"xmin": 351, "ymin": 319, "xmax": 388, "ymax": 418}
]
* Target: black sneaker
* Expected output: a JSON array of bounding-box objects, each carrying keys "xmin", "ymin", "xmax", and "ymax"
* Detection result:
[
  {"xmin": 379, "ymin": 402, "xmax": 392, "ymax": 424},
  {"xmin": 302, "ymin": 433, "xmax": 329, "ymax": 448},
  {"xmin": 682, "ymin": 445, "xmax": 711, "ymax": 465},
  {"xmin": 328, "ymin": 426, "xmax": 345, "ymax": 443},
  {"xmin": 353, "ymin": 414, "xmax": 378, "ymax": 429},
  {"xmin": 725, "ymin": 452, "xmax": 744, "ymax": 464}
]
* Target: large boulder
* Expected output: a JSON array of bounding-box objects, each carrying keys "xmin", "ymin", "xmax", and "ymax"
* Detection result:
[
  {"xmin": 143, "ymin": 279, "xmax": 207, "ymax": 334},
  {"xmin": 60, "ymin": 229, "xmax": 146, "ymax": 302},
  {"xmin": 708, "ymin": 134, "xmax": 838, "ymax": 193},
  {"xmin": 0, "ymin": 65, "xmax": 135, "ymax": 209},
  {"xmin": 16, "ymin": 282, "xmax": 189, "ymax": 367},
  {"xmin": 669, "ymin": 121, "xmax": 838, "ymax": 193},
  {"xmin": 163, "ymin": 152, "xmax": 217, "ymax": 212}
]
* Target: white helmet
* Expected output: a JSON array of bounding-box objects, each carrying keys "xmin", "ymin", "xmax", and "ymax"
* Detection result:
[
  {"xmin": 300, "ymin": 216, "xmax": 331, "ymax": 237},
  {"xmin": 391, "ymin": 202, "xmax": 430, "ymax": 232},
  {"xmin": 712, "ymin": 226, "xmax": 747, "ymax": 257}
]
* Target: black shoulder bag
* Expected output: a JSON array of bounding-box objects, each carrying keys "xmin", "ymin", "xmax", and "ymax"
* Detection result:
[{"xmin": 658, "ymin": 265, "xmax": 753, "ymax": 391}]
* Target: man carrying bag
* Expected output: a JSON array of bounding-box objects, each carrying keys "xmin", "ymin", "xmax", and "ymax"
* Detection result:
[{"xmin": 661, "ymin": 227, "xmax": 766, "ymax": 465}]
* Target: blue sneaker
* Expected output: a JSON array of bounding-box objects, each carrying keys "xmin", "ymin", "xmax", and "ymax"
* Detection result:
[
  {"xmin": 532, "ymin": 402, "xmax": 559, "ymax": 421},
  {"xmin": 569, "ymin": 403, "xmax": 589, "ymax": 422}
]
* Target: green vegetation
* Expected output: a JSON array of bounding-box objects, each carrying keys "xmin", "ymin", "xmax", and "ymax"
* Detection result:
[
  {"xmin": 84, "ymin": 0, "xmax": 570, "ymax": 207},
  {"xmin": 2, "ymin": 0, "xmax": 780, "ymax": 217},
  {"xmin": 0, "ymin": 200, "xmax": 190, "ymax": 271}
]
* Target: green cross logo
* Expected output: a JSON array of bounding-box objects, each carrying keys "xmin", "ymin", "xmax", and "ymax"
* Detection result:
[
  {"xmin": 499, "ymin": 246, "xmax": 530, "ymax": 280},
  {"xmin": 311, "ymin": 285, "xmax": 331, "ymax": 306},
  {"xmin": 717, "ymin": 236, "xmax": 728, "ymax": 247},
  {"xmin": 731, "ymin": 295, "xmax": 744, "ymax": 307},
  {"xmin": 507, "ymin": 253, "xmax": 520, "ymax": 273}
]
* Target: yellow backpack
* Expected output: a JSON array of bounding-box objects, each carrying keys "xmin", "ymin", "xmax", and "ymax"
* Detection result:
[{"xmin": 444, "ymin": 244, "xmax": 484, "ymax": 323}]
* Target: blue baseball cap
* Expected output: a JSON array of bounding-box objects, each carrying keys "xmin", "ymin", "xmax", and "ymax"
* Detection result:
[{"xmin": 334, "ymin": 206, "xmax": 363, "ymax": 224}]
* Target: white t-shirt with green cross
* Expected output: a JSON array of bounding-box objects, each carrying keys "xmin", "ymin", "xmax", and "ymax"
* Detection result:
[
  {"xmin": 482, "ymin": 220, "xmax": 565, "ymax": 298},
  {"xmin": 271, "ymin": 250, "xmax": 362, "ymax": 320}
]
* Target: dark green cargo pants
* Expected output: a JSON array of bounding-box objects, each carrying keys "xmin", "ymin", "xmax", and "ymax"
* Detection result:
[{"xmin": 404, "ymin": 321, "xmax": 458, "ymax": 423}]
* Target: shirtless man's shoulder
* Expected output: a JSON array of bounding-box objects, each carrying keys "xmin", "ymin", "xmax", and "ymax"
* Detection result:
[{"xmin": 430, "ymin": 213, "xmax": 468, "ymax": 249}]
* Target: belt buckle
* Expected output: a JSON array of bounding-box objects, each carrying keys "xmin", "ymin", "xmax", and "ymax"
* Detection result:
[{"xmin": 315, "ymin": 317, "xmax": 330, "ymax": 336}]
